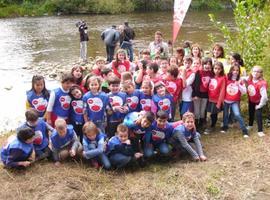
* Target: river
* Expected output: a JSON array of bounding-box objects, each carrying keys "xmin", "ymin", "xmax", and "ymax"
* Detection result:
[{"xmin": 0, "ymin": 10, "xmax": 233, "ymax": 133}]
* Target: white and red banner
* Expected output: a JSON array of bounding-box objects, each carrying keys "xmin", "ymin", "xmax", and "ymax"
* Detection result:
[{"xmin": 172, "ymin": 0, "xmax": 192, "ymax": 43}]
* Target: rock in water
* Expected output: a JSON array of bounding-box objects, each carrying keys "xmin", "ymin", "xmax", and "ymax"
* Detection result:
[{"xmin": 4, "ymin": 85, "xmax": 13, "ymax": 91}]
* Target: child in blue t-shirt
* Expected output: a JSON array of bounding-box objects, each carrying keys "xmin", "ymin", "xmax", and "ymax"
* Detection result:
[
  {"xmin": 26, "ymin": 75, "xmax": 50, "ymax": 118},
  {"xmin": 122, "ymin": 80, "xmax": 142, "ymax": 113},
  {"xmin": 152, "ymin": 81, "xmax": 173, "ymax": 120},
  {"xmin": 144, "ymin": 110, "xmax": 172, "ymax": 158},
  {"xmin": 82, "ymin": 121, "xmax": 111, "ymax": 169},
  {"xmin": 107, "ymin": 124, "xmax": 143, "ymax": 168},
  {"xmin": 46, "ymin": 73, "xmax": 75, "ymax": 127},
  {"xmin": 50, "ymin": 119, "xmax": 83, "ymax": 166},
  {"xmin": 106, "ymin": 75, "xmax": 128, "ymax": 138},
  {"xmin": 69, "ymin": 85, "xmax": 85, "ymax": 143},
  {"xmin": 83, "ymin": 76, "xmax": 109, "ymax": 133},
  {"xmin": 1, "ymin": 128, "xmax": 35, "ymax": 168},
  {"xmin": 17, "ymin": 108, "xmax": 53, "ymax": 161},
  {"xmin": 123, "ymin": 111, "xmax": 155, "ymax": 154},
  {"xmin": 170, "ymin": 112, "xmax": 207, "ymax": 161}
]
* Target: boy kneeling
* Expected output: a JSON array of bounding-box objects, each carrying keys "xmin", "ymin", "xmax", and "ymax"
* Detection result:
[
  {"xmin": 50, "ymin": 119, "xmax": 83, "ymax": 166},
  {"xmin": 1, "ymin": 128, "xmax": 35, "ymax": 169}
]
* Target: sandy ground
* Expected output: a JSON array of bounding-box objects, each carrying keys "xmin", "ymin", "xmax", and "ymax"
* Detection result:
[{"xmin": 0, "ymin": 126, "xmax": 270, "ymax": 200}]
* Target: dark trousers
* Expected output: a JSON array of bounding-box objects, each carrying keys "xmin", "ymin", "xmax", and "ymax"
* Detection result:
[
  {"xmin": 210, "ymin": 114, "xmax": 218, "ymax": 127},
  {"xmin": 120, "ymin": 41, "xmax": 134, "ymax": 61},
  {"xmin": 106, "ymin": 121, "xmax": 121, "ymax": 139},
  {"xmin": 72, "ymin": 123, "xmax": 83, "ymax": 143},
  {"xmin": 106, "ymin": 45, "xmax": 116, "ymax": 63},
  {"xmin": 248, "ymin": 101, "xmax": 263, "ymax": 132}
]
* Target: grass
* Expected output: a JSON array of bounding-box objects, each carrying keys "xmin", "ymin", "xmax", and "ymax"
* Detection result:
[{"xmin": 1, "ymin": 126, "xmax": 270, "ymax": 199}]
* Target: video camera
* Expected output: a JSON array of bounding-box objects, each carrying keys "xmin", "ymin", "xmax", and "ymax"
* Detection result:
[{"xmin": 76, "ymin": 21, "xmax": 87, "ymax": 30}]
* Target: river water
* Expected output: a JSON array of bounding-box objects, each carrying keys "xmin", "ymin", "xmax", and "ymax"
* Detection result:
[{"xmin": 0, "ymin": 10, "xmax": 233, "ymax": 133}]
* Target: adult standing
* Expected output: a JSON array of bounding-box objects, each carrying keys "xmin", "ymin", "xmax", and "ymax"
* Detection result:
[
  {"xmin": 120, "ymin": 21, "xmax": 136, "ymax": 62},
  {"xmin": 77, "ymin": 20, "xmax": 89, "ymax": 63},
  {"xmin": 101, "ymin": 25, "xmax": 120, "ymax": 63},
  {"xmin": 148, "ymin": 31, "xmax": 169, "ymax": 59}
]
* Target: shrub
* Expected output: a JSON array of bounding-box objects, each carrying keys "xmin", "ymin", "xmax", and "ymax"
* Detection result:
[{"xmin": 208, "ymin": 0, "xmax": 270, "ymax": 70}]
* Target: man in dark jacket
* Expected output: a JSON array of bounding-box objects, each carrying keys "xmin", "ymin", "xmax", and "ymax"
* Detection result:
[
  {"xmin": 101, "ymin": 25, "xmax": 120, "ymax": 63},
  {"xmin": 77, "ymin": 21, "xmax": 89, "ymax": 63},
  {"xmin": 120, "ymin": 22, "xmax": 135, "ymax": 61}
]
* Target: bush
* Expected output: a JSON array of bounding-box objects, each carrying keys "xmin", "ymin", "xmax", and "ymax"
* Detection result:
[
  {"xmin": 87, "ymin": 0, "xmax": 134, "ymax": 14},
  {"xmin": 208, "ymin": 0, "xmax": 270, "ymax": 70},
  {"xmin": 191, "ymin": 0, "xmax": 224, "ymax": 10}
]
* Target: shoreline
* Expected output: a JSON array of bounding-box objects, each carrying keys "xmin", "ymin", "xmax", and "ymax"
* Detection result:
[{"xmin": 0, "ymin": 57, "xmax": 96, "ymax": 134}]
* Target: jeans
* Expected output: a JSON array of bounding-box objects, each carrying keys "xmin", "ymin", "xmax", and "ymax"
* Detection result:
[
  {"xmin": 223, "ymin": 102, "xmax": 247, "ymax": 134},
  {"xmin": 80, "ymin": 41, "xmax": 87, "ymax": 61},
  {"xmin": 106, "ymin": 45, "xmax": 116, "ymax": 63},
  {"xmin": 120, "ymin": 41, "xmax": 134, "ymax": 61},
  {"xmin": 144, "ymin": 142, "xmax": 170, "ymax": 158},
  {"xmin": 94, "ymin": 121, "xmax": 106, "ymax": 133},
  {"xmin": 109, "ymin": 153, "xmax": 132, "ymax": 168},
  {"xmin": 85, "ymin": 143, "xmax": 111, "ymax": 169},
  {"xmin": 248, "ymin": 101, "xmax": 263, "ymax": 132},
  {"xmin": 193, "ymin": 98, "xmax": 208, "ymax": 119},
  {"xmin": 180, "ymin": 101, "xmax": 193, "ymax": 117}
]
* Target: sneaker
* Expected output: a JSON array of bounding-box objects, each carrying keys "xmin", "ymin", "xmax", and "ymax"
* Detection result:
[
  {"xmin": 90, "ymin": 160, "xmax": 100, "ymax": 169},
  {"xmin": 137, "ymin": 157, "xmax": 147, "ymax": 168},
  {"xmin": 257, "ymin": 132, "xmax": 265, "ymax": 137},
  {"xmin": 246, "ymin": 126, "xmax": 253, "ymax": 130},
  {"xmin": 203, "ymin": 128, "xmax": 213, "ymax": 135},
  {"xmin": 220, "ymin": 130, "xmax": 227, "ymax": 133},
  {"xmin": 243, "ymin": 134, "xmax": 249, "ymax": 138},
  {"xmin": 220, "ymin": 127, "xmax": 227, "ymax": 134}
]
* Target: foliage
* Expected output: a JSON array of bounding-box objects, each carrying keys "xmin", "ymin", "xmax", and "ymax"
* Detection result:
[
  {"xmin": 87, "ymin": 0, "xmax": 134, "ymax": 14},
  {"xmin": 0, "ymin": 0, "xmax": 233, "ymax": 18},
  {"xmin": 206, "ymin": 182, "xmax": 220, "ymax": 197},
  {"xmin": 191, "ymin": 0, "xmax": 225, "ymax": 10},
  {"xmin": 208, "ymin": 0, "xmax": 270, "ymax": 70},
  {"xmin": 132, "ymin": 0, "xmax": 173, "ymax": 11}
]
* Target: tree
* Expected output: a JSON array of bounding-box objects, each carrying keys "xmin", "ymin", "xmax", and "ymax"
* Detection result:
[{"xmin": 208, "ymin": 0, "xmax": 270, "ymax": 70}]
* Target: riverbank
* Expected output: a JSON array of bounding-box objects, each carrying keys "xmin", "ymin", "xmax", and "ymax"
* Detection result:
[
  {"xmin": 0, "ymin": 0, "xmax": 231, "ymax": 18},
  {"xmin": 1, "ymin": 127, "xmax": 270, "ymax": 199}
]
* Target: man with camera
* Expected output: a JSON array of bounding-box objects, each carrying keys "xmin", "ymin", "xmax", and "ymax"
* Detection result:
[
  {"xmin": 148, "ymin": 31, "xmax": 169, "ymax": 59},
  {"xmin": 76, "ymin": 21, "xmax": 89, "ymax": 63}
]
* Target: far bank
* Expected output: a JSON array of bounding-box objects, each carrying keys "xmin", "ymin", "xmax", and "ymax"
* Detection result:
[{"xmin": 0, "ymin": 0, "xmax": 232, "ymax": 18}]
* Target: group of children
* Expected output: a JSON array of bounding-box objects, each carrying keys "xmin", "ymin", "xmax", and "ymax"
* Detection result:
[{"xmin": 1, "ymin": 39, "xmax": 268, "ymax": 170}]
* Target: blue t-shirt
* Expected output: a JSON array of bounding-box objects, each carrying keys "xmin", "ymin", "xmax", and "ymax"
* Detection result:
[
  {"xmin": 152, "ymin": 94, "xmax": 173, "ymax": 118},
  {"xmin": 50, "ymin": 125, "xmax": 75, "ymax": 150},
  {"xmin": 26, "ymin": 90, "xmax": 49, "ymax": 117},
  {"xmin": 173, "ymin": 124, "xmax": 197, "ymax": 141},
  {"xmin": 139, "ymin": 93, "xmax": 153, "ymax": 112},
  {"xmin": 108, "ymin": 91, "xmax": 127, "ymax": 121},
  {"xmin": 52, "ymin": 88, "xmax": 71, "ymax": 118},
  {"xmin": 17, "ymin": 119, "xmax": 51, "ymax": 153},
  {"xmin": 1, "ymin": 135, "xmax": 33, "ymax": 167},
  {"xmin": 125, "ymin": 89, "xmax": 141, "ymax": 113},
  {"xmin": 70, "ymin": 99, "xmax": 84, "ymax": 124},
  {"xmin": 83, "ymin": 91, "xmax": 109, "ymax": 123},
  {"xmin": 123, "ymin": 112, "xmax": 153, "ymax": 143},
  {"xmin": 151, "ymin": 121, "xmax": 174, "ymax": 145}
]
